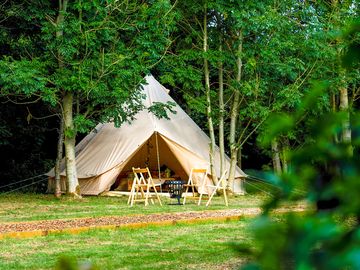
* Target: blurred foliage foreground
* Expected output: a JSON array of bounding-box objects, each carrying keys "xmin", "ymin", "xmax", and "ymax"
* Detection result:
[{"xmin": 241, "ymin": 21, "xmax": 360, "ymax": 270}]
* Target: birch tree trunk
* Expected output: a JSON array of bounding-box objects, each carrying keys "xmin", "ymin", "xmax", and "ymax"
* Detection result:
[
  {"xmin": 54, "ymin": 117, "xmax": 64, "ymax": 197},
  {"xmin": 339, "ymin": 86, "xmax": 353, "ymax": 155},
  {"xmin": 271, "ymin": 139, "xmax": 282, "ymax": 174},
  {"xmin": 339, "ymin": 86, "xmax": 351, "ymax": 140},
  {"xmin": 63, "ymin": 92, "xmax": 80, "ymax": 195},
  {"xmin": 218, "ymin": 44, "xmax": 225, "ymax": 176},
  {"xmin": 281, "ymin": 143, "xmax": 288, "ymax": 173},
  {"xmin": 331, "ymin": 0, "xmax": 352, "ymax": 156},
  {"xmin": 203, "ymin": 3, "xmax": 218, "ymax": 185},
  {"xmin": 331, "ymin": 93, "xmax": 340, "ymax": 143},
  {"xmin": 228, "ymin": 31, "xmax": 243, "ymax": 192},
  {"xmin": 56, "ymin": 0, "xmax": 80, "ymax": 196}
]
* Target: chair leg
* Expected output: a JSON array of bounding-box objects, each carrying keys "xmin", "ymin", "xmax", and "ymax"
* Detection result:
[
  {"xmin": 183, "ymin": 178, "xmax": 192, "ymax": 205},
  {"xmin": 128, "ymin": 179, "xmax": 136, "ymax": 205},
  {"xmin": 144, "ymin": 183, "xmax": 150, "ymax": 206},
  {"xmin": 191, "ymin": 182, "xmax": 196, "ymax": 198},
  {"xmin": 130, "ymin": 185, "xmax": 138, "ymax": 207},
  {"xmin": 183, "ymin": 185, "xmax": 189, "ymax": 205},
  {"xmin": 197, "ymin": 176, "xmax": 207, "ymax": 206},
  {"xmin": 153, "ymin": 183, "xmax": 162, "ymax": 206},
  {"xmin": 206, "ymin": 188, "xmax": 217, "ymax": 207},
  {"xmin": 127, "ymin": 189, "xmax": 133, "ymax": 205},
  {"xmin": 198, "ymin": 192, "xmax": 203, "ymax": 206}
]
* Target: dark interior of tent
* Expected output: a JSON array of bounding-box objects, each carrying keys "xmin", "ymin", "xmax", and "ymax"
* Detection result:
[{"xmin": 110, "ymin": 133, "xmax": 189, "ymax": 192}]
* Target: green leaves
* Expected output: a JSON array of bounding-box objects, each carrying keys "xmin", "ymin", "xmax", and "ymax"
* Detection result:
[
  {"xmin": 243, "ymin": 15, "xmax": 360, "ymax": 270},
  {"xmin": 341, "ymin": 19, "xmax": 360, "ymax": 69},
  {"xmin": 147, "ymin": 101, "xmax": 177, "ymax": 120},
  {"xmin": 73, "ymin": 115, "xmax": 95, "ymax": 134},
  {"xmin": 295, "ymin": 81, "xmax": 329, "ymax": 119},
  {"xmin": 0, "ymin": 0, "xmax": 178, "ymax": 129},
  {"xmin": 0, "ymin": 58, "xmax": 51, "ymax": 101},
  {"xmin": 260, "ymin": 113, "xmax": 294, "ymax": 148}
]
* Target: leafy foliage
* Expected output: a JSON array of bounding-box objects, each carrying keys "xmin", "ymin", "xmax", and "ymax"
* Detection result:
[
  {"xmin": 0, "ymin": 0, "xmax": 177, "ymax": 131},
  {"xmin": 240, "ymin": 19, "xmax": 360, "ymax": 270},
  {"xmin": 0, "ymin": 0, "xmax": 178, "ymax": 190}
]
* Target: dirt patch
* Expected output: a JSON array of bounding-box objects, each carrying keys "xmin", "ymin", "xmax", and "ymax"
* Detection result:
[{"xmin": 0, "ymin": 207, "xmax": 306, "ymax": 237}]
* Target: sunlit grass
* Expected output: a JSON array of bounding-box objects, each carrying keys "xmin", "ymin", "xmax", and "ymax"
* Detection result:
[
  {"xmin": 0, "ymin": 192, "xmax": 268, "ymax": 223},
  {"xmin": 0, "ymin": 219, "xmax": 253, "ymax": 270}
]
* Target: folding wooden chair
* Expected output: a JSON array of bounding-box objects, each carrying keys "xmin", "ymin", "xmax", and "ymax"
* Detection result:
[
  {"xmin": 127, "ymin": 167, "xmax": 162, "ymax": 207},
  {"xmin": 183, "ymin": 168, "xmax": 208, "ymax": 205},
  {"xmin": 205, "ymin": 170, "xmax": 228, "ymax": 207}
]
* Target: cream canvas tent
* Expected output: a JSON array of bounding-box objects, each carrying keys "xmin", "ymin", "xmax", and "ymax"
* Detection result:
[{"xmin": 48, "ymin": 75, "xmax": 246, "ymax": 195}]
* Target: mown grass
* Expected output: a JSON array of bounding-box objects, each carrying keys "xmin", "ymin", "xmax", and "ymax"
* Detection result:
[
  {"xmin": 0, "ymin": 186, "xmax": 295, "ymax": 269},
  {"xmin": 0, "ymin": 192, "xmax": 269, "ymax": 223},
  {"xmin": 0, "ymin": 219, "xmax": 253, "ymax": 270}
]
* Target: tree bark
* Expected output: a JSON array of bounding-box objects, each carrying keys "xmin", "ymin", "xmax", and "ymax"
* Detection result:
[
  {"xmin": 271, "ymin": 139, "xmax": 282, "ymax": 174},
  {"xmin": 54, "ymin": 116, "xmax": 64, "ymax": 197},
  {"xmin": 228, "ymin": 31, "xmax": 243, "ymax": 192},
  {"xmin": 281, "ymin": 139, "xmax": 288, "ymax": 173},
  {"xmin": 63, "ymin": 92, "xmax": 80, "ymax": 196},
  {"xmin": 203, "ymin": 3, "xmax": 218, "ymax": 185},
  {"xmin": 339, "ymin": 86, "xmax": 353, "ymax": 155},
  {"xmin": 331, "ymin": 93, "xmax": 340, "ymax": 143},
  {"xmin": 218, "ymin": 44, "xmax": 225, "ymax": 176},
  {"xmin": 331, "ymin": 0, "xmax": 353, "ymax": 155},
  {"xmin": 56, "ymin": 0, "xmax": 80, "ymax": 196},
  {"xmin": 237, "ymin": 146, "xmax": 242, "ymax": 169}
]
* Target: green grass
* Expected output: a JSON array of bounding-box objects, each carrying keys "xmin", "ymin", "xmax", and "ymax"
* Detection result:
[
  {"xmin": 0, "ymin": 192, "xmax": 268, "ymax": 223},
  {"xmin": 0, "ymin": 219, "xmax": 253, "ymax": 270},
  {"xmin": 0, "ymin": 187, "xmax": 300, "ymax": 269}
]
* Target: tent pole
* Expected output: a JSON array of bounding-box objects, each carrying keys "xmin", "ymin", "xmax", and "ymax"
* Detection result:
[{"xmin": 155, "ymin": 131, "xmax": 162, "ymax": 192}]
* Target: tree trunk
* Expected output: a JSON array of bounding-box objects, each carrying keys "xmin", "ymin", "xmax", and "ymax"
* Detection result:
[
  {"xmin": 56, "ymin": 0, "xmax": 80, "ymax": 196},
  {"xmin": 331, "ymin": 0, "xmax": 352, "ymax": 155},
  {"xmin": 63, "ymin": 92, "xmax": 80, "ymax": 196},
  {"xmin": 228, "ymin": 31, "xmax": 243, "ymax": 192},
  {"xmin": 339, "ymin": 87, "xmax": 353, "ymax": 155},
  {"xmin": 54, "ymin": 116, "xmax": 64, "ymax": 197},
  {"xmin": 331, "ymin": 93, "xmax": 340, "ymax": 143},
  {"xmin": 218, "ymin": 44, "xmax": 225, "ymax": 176},
  {"xmin": 203, "ymin": 3, "xmax": 218, "ymax": 185},
  {"xmin": 237, "ymin": 146, "xmax": 242, "ymax": 169},
  {"xmin": 281, "ymin": 140, "xmax": 288, "ymax": 173},
  {"xmin": 271, "ymin": 139, "xmax": 282, "ymax": 174}
]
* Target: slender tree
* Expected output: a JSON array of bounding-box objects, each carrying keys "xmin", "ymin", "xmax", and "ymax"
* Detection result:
[
  {"xmin": 54, "ymin": 116, "xmax": 64, "ymax": 197},
  {"xmin": 203, "ymin": 1, "xmax": 218, "ymax": 185}
]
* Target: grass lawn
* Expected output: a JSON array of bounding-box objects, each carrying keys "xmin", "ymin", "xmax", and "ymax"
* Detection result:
[
  {"xmin": 0, "ymin": 187, "xmax": 282, "ymax": 269},
  {"xmin": 0, "ymin": 192, "xmax": 269, "ymax": 223},
  {"xmin": 0, "ymin": 219, "xmax": 253, "ymax": 270}
]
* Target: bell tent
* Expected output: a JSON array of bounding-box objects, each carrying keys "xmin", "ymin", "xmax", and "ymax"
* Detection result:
[{"xmin": 48, "ymin": 75, "xmax": 246, "ymax": 195}]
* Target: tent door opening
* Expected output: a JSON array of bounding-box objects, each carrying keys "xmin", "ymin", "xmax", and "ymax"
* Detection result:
[{"xmin": 110, "ymin": 133, "xmax": 188, "ymax": 192}]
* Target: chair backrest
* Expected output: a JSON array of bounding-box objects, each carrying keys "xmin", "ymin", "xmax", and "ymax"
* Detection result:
[
  {"xmin": 191, "ymin": 168, "xmax": 208, "ymax": 174},
  {"xmin": 189, "ymin": 168, "xmax": 208, "ymax": 193},
  {"xmin": 132, "ymin": 167, "xmax": 151, "ymax": 185}
]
